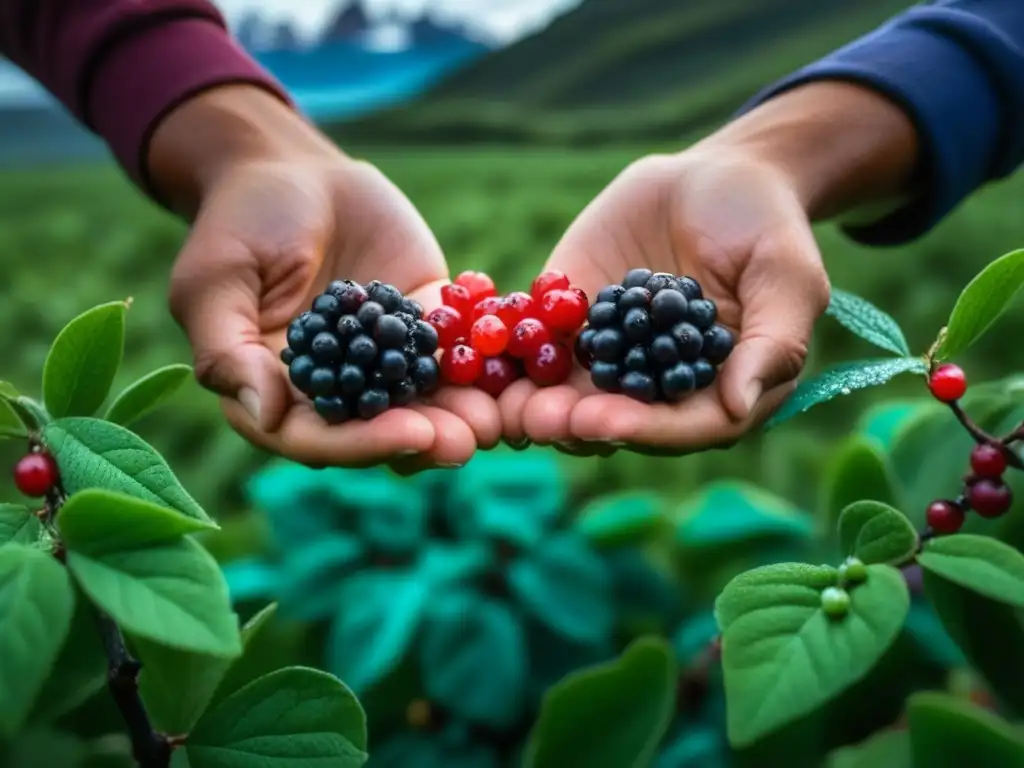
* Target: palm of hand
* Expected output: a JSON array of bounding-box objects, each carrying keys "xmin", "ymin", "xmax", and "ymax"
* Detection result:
[{"xmin": 500, "ymin": 153, "xmax": 830, "ymax": 455}]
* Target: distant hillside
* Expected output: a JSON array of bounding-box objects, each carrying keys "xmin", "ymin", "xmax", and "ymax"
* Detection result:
[{"xmin": 333, "ymin": 0, "xmax": 912, "ymax": 145}]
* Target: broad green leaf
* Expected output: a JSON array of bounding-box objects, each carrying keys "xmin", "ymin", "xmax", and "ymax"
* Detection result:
[
  {"xmin": 937, "ymin": 248, "xmax": 1024, "ymax": 359},
  {"xmin": 508, "ymin": 533, "xmax": 613, "ymax": 645},
  {"xmin": 855, "ymin": 399, "xmax": 931, "ymax": 451},
  {"xmin": 0, "ymin": 380, "xmax": 19, "ymax": 400},
  {"xmin": 826, "ymin": 729, "xmax": 911, "ymax": 768},
  {"xmin": 676, "ymin": 480, "xmax": 814, "ymax": 550},
  {"xmin": 0, "ymin": 503, "xmax": 41, "ymax": 545},
  {"xmin": 42, "ymin": 301, "xmax": 126, "ymax": 418},
  {"xmin": 837, "ymin": 501, "xmax": 918, "ymax": 565},
  {"xmin": 766, "ymin": 357, "xmax": 928, "ymax": 429},
  {"xmin": 104, "ymin": 364, "xmax": 193, "ymax": 426},
  {"xmin": 574, "ymin": 491, "xmax": 667, "ymax": 547},
  {"xmin": 186, "ymin": 667, "xmax": 368, "ymax": 768},
  {"xmin": 923, "ymin": 571, "xmax": 1024, "ymax": 716},
  {"xmin": 718, "ymin": 563, "xmax": 909, "ymax": 747},
  {"xmin": 207, "ymin": 603, "xmax": 281, "ymax": 710},
  {"xmin": 653, "ymin": 726, "xmax": 727, "ymax": 768},
  {"xmin": 59, "ymin": 489, "xmax": 217, "ymax": 551},
  {"xmin": 419, "ymin": 591, "xmax": 528, "ymax": 730},
  {"xmin": 525, "ymin": 636, "xmax": 676, "ymax": 768},
  {"xmin": 0, "ymin": 543, "xmax": 76, "ymax": 737},
  {"xmin": 0, "ymin": 398, "xmax": 27, "ymax": 438},
  {"xmin": 918, "ymin": 534, "xmax": 1024, "ymax": 608},
  {"xmin": 823, "ymin": 437, "xmax": 898, "ymax": 531},
  {"xmin": 65, "ymin": 524, "xmax": 241, "ymax": 658},
  {"xmin": 907, "ymin": 691, "xmax": 1024, "ymax": 765},
  {"xmin": 278, "ymin": 534, "xmax": 365, "ymax": 621},
  {"xmin": 43, "ymin": 418, "xmax": 210, "ymax": 522},
  {"xmin": 8, "ymin": 397, "xmax": 49, "ymax": 431},
  {"xmin": 608, "ymin": 549, "xmax": 685, "ymax": 633},
  {"xmin": 825, "ymin": 288, "xmax": 910, "ymax": 356}
]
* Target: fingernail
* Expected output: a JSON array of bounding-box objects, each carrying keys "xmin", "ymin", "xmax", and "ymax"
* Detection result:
[
  {"xmin": 743, "ymin": 381, "xmax": 763, "ymax": 415},
  {"xmin": 238, "ymin": 387, "xmax": 261, "ymax": 424}
]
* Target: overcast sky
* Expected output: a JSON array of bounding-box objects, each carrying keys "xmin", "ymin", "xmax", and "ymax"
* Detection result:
[{"xmin": 214, "ymin": 0, "xmax": 583, "ymax": 44}]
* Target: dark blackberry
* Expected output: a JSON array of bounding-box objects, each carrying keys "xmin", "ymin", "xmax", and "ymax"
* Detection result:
[
  {"xmin": 357, "ymin": 389, "xmax": 390, "ymax": 420},
  {"xmin": 336, "ymin": 315, "xmax": 362, "ymax": 341},
  {"xmin": 346, "ymin": 335, "xmax": 378, "ymax": 367},
  {"xmin": 289, "ymin": 355, "xmax": 316, "ymax": 390},
  {"xmin": 580, "ymin": 272, "xmax": 735, "ymax": 403},
  {"xmin": 399, "ymin": 297, "xmax": 424, "ymax": 319},
  {"xmin": 356, "ymin": 301, "xmax": 385, "ymax": 330},
  {"xmin": 391, "ymin": 378, "xmax": 418, "ymax": 406},
  {"xmin": 367, "ymin": 369, "xmax": 387, "ymax": 391},
  {"xmin": 311, "ymin": 332, "xmax": 343, "ymax": 364},
  {"xmin": 410, "ymin": 320, "xmax": 439, "ymax": 355},
  {"xmin": 314, "ymin": 396, "xmax": 351, "ymax": 425},
  {"xmin": 334, "ymin": 282, "xmax": 369, "ymax": 314},
  {"xmin": 337, "ymin": 365, "xmax": 366, "ymax": 397},
  {"xmin": 368, "ymin": 283, "xmax": 404, "ymax": 313},
  {"xmin": 302, "ymin": 313, "xmax": 330, "ymax": 337},
  {"xmin": 375, "ymin": 314, "xmax": 408, "ymax": 349},
  {"xmin": 378, "ymin": 349, "xmax": 409, "ymax": 383},
  {"xmin": 286, "ymin": 319, "xmax": 308, "ymax": 352},
  {"xmin": 312, "ymin": 293, "xmax": 341, "ymax": 319},
  {"xmin": 280, "ymin": 347, "xmax": 296, "ymax": 365},
  {"xmin": 411, "ymin": 355, "xmax": 440, "ymax": 394}
]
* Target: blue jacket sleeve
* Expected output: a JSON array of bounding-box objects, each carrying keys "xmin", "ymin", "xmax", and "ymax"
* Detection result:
[{"xmin": 739, "ymin": 0, "xmax": 1024, "ymax": 246}]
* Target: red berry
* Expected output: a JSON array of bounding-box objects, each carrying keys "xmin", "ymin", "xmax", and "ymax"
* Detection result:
[
  {"xmin": 476, "ymin": 356, "xmax": 519, "ymax": 397},
  {"xmin": 426, "ymin": 306, "xmax": 467, "ymax": 350},
  {"xmin": 454, "ymin": 271, "xmax": 497, "ymax": 304},
  {"xmin": 507, "ymin": 318, "xmax": 551, "ymax": 359},
  {"xmin": 531, "ymin": 270, "xmax": 570, "ymax": 302},
  {"xmin": 497, "ymin": 292, "xmax": 535, "ymax": 328},
  {"xmin": 13, "ymin": 451, "xmax": 58, "ymax": 497},
  {"xmin": 970, "ymin": 443, "xmax": 1008, "ymax": 478},
  {"xmin": 571, "ymin": 286, "xmax": 589, "ymax": 305},
  {"xmin": 441, "ymin": 344, "xmax": 483, "ymax": 386},
  {"xmin": 929, "ymin": 363, "xmax": 967, "ymax": 402},
  {"xmin": 539, "ymin": 288, "xmax": 588, "ymax": 334},
  {"xmin": 968, "ymin": 479, "xmax": 1013, "ymax": 518},
  {"xmin": 470, "ymin": 296, "xmax": 501, "ymax": 323},
  {"xmin": 470, "ymin": 315, "xmax": 510, "ymax": 357},
  {"xmin": 440, "ymin": 283, "xmax": 473, "ymax": 317},
  {"xmin": 926, "ymin": 499, "xmax": 965, "ymax": 534},
  {"xmin": 525, "ymin": 342, "xmax": 573, "ymax": 386}
]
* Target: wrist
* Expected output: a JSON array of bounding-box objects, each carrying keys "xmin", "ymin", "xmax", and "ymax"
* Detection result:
[
  {"xmin": 147, "ymin": 84, "xmax": 342, "ymax": 217},
  {"xmin": 698, "ymin": 81, "xmax": 920, "ymax": 221}
]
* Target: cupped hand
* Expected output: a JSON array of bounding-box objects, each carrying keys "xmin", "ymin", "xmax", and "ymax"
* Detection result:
[
  {"xmin": 164, "ymin": 103, "xmax": 500, "ymax": 469},
  {"xmin": 501, "ymin": 148, "xmax": 831, "ymax": 454}
]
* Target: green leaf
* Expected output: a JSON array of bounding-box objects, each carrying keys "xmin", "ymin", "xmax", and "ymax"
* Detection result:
[
  {"xmin": 278, "ymin": 534, "xmax": 364, "ymax": 621},
  {"xmin": 62, "ymin": 502, "xmax": 240, "ymax": 657},
  {"xmin": 823, "ymin": 437, "xmax": 898, "ymax": 531},
  {"xmin": 0, "ymin": 543, "xmax": 76, "ymax": 737},
  {"xmin": 186, "ymin": 667, "xmax": 368, "ymax": 768},
  {"xmin": 766, "ymin": 357, "xmax": 928, "ymax": 429},
  {"xmin": 207, "ymin": 603, "xmax": 280, "ymax": 710},
  {"xmin": 508, "ymin": 533, "xmax": 613, "ymax": 645},
  {"xmin": 42, "ymin": 301, "xmax": 127, "ymax": 418},
  {"xmin": 43, "ymin": 417, "xmax": 210, "ymax": 522},
  {"xmin": 855, "ymin": 399, "xmax": 930, "ymax": 451},
  {"xmin": 826, "ymin": 729, "xmax": 911, "ymax": 768},
  {"xmin": 104, "ymin": 364, "xmax": 192, "ymax": 426},
  {"xmin": 525, "ymin": 636, "xmax": 676, "ymax": 768},
  {"xmin": 825, "ymin": 288, "xmax": 910, "ymax": 356},
  {"xmin": 937, "ymin": 248, "xmax": 1024, "ymax": 359},
  {"xmin": 59, "ymin": 489, "xmax": 217, "ymax": 551},
  {"xmin": 923, "ymin": 571, "xmax": 1024, "ymax": 716},
  {"xmin": 918, "ymin": 533, "xmax": 1024, "ymax": 608},
  {"xmin": 419, "ymin": 591, "xmax": 528, "ymax": 730},
  {"xmin": 0, "ymin": 380, "xmax": 20, "ymax": 400},
  {"xmin": 907, "ymin": 691, "xmax": 1024, "ymax": 765},
  {"xmin": 0, "ymin": 503, "xmax": 41, "ymax": 545},
  {"xmin": 3, "ymin": 728, "xmax": 87, "ymax": 768},
  {"xmin": 0, "ymin": 398, "xmax": 27, "ymax": 439},
  {"xmin": 574, "ymin": 491, "xmax": 667, "ymax": 547},
  {"xmin": 837, "ymin": 501, "xmax": 918, "ymax": 565},
  {"xmin": 716, "ymin": 562, "xmax": 909, "ymax": 747}
]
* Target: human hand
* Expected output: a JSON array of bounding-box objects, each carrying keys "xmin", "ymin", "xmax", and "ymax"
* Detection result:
[
  {"xmin": 158, "ymin": 87, "xmax": 500, "ymax": 469},
  {"xmin": 500, "ymin": 148, "xmax": 831, "ymax": 454}
]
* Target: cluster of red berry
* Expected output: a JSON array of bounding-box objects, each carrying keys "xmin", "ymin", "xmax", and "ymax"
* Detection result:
[
  {"xmin": 925, "ymin": 362, "xmax": 1014, "ymax": 533},
  {"xmin": 12, "ymin": 449, "xmax": 59, "ymax": 498},
  {"xmin": 425, "ymin": 269, "xmax": 588, "ymax": 397}
]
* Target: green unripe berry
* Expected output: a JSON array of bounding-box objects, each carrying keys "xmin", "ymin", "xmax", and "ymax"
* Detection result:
[
  {"xmin": 821, "ymin": 587, "xmax": 851, "ymax": 619},
  {"xmin": 839, "ymin": 557, "xmax": 868, "ymax": 585}
]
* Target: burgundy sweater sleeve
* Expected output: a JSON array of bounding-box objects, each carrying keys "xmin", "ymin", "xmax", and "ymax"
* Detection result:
[{"xmin": 0, "ymin": 0, "xmax": 293, "ymax": 195}]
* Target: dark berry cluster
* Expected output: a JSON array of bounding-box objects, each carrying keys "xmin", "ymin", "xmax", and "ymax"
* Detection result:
[
  {"xmin": 426, "ymin": 269, "xmax": 587, "ymax": 395},
  {"xmin": 574, "ymin": 268, "xmax": 735, "ymax": 403},
  {"xmin": 281, "ymin": 280, "xmax": 440, "ymax": 424}
]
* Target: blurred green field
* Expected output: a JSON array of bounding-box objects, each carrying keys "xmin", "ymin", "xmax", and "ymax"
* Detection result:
[{"xmin": 1, "ymin": 145, "xmax": 1022, "ymax": 517}]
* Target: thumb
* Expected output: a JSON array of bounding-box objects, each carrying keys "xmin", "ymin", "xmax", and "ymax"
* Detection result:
[
  {"xmin": 720, "ymin": 243, "xmax": 830, "ymax": 423},
  {"xmin": 168, "ymin": 235, "xmax": 291, "ymax": 434}
]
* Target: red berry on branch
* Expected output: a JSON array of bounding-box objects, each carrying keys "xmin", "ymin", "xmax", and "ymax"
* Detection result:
[
  {"xmin": 530, "ymin": 270, "xmax": 570, "ymax": 302},
  {"xmin": 539, "ymin": 288, "xmax": 588, "ymax": 334},
  {"xmin": 926, "ymin": 499, "xmax": 965, "ymax": 534},
  {"xmin": 470, "ymin": 315, "xmax": 510, "ymax": 357},
  {"xmin": 13, "ymin": 451, "xmax": 59, "ymax": 498},
  {"xmin": 454, "ymin": 271, "xmax": 496, "ymax": 304},
  {"xmin": 472, "ymin": 295, "xmax": 504, "ymax": 322},
  {"xmin": 970, "ymin": 443, "xmax": 1008, "ymax": 479},
  {"xmin": 440, "ymin": 283, "xmax": 473, "ymax": 317},
  {"xmin": 426, "ymin": 306, "xmax": 467, "ymax": 350},
  {"xmin": 571, "ymin": 286, "xmax": 589, "ymax": 305},
  {"xmin": 497, "ymin": 292, "xmax": 535, "ymax": 328},
  {"xmin": 476, "ymin": 356, "xmax": 519, "ymax": 398},
  {"xmin": 441, "ymin": 344, "xmax": 483, "ymax": 386},
  {"xmin": 928, "ymin": 363, "xmax": 967, "ymax": 403},
  {"xmin": 507, "ymin": 318, "xmax": 551, "ymax": 359},
  {"xmin": 968, "ymin": 479, "xmax": 1013, "ymax": 518},
  {"xmin": 525, "ymin": 342, "xmax": 573, "ymax": 386}
]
